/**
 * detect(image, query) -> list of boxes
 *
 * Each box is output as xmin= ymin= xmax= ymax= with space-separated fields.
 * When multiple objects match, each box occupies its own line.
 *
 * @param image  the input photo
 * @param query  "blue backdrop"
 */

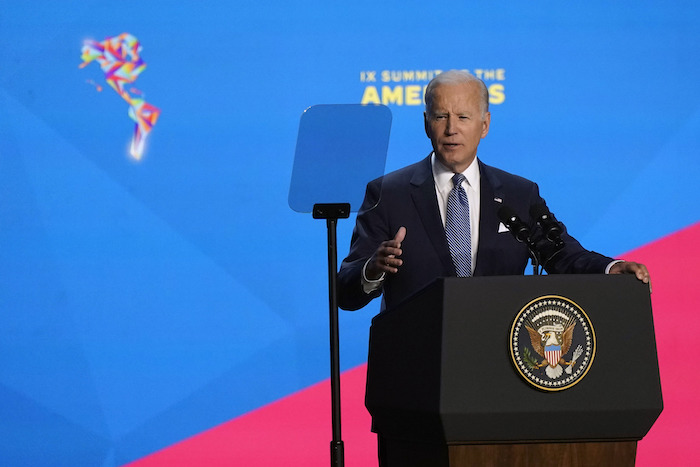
xmin=1 ymin=1 xmax=698 ymax=465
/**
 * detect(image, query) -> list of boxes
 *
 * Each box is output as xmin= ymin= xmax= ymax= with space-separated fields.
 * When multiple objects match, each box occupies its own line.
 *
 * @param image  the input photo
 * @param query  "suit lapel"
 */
xmin=475 ymin=160 xmax=504 ymax=275
xmin=410 ymin=156 xmax=455 ymax=275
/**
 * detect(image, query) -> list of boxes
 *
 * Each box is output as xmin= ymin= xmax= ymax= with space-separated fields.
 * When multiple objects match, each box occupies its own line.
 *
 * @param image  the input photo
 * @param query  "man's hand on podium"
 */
xmin=609 ymin=261 xmax=651 ymax=291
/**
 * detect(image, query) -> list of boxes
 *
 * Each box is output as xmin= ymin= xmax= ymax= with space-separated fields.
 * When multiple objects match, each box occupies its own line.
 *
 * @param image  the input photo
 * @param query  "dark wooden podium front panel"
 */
xmin=448 ymin=441 xmax=636 ymax=467
xmin=382 ymin=438 xmax=637 ymax=467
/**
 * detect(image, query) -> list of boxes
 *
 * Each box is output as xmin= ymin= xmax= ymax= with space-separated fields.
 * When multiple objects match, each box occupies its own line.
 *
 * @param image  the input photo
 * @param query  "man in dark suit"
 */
xmin=337 ymin=70 xmax=649 ymax=313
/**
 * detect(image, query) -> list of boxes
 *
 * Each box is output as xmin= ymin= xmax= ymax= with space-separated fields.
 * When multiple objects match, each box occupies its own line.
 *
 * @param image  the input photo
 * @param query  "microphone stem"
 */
xmin=528 ymin=243 xmax=540 ymax=275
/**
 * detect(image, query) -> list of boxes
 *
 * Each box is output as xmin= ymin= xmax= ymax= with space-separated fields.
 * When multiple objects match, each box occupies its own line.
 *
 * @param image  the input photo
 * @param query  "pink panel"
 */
xmin=128 ymin=222 xmax=700 ymax=466
xmin=126 ymin=364 xmax=378 ymax=466
xmin=633 ymin=222 xmax=700 ymax=466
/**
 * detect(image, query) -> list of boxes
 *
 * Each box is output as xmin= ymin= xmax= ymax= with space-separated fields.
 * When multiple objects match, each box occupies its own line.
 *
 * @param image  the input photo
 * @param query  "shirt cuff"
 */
xmin=605 ymin=259 xmax=624 ymax=274
xmin=361 ymin=257 xmax=385 ymax=294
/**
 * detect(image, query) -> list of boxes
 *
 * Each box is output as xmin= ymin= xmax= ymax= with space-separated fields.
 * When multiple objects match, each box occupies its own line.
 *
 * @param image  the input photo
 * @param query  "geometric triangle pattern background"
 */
xmin=126 ymin=222 xmax=700 ymax=466
xmin=1 ymin=3 xmax=699 ymax=466
xmin=126 ymin=365 xmax=375 ymax=466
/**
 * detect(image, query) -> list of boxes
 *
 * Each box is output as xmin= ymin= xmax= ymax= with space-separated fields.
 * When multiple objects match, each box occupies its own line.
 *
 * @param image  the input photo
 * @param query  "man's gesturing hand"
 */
xmin=366 ymin=227 xmax=407 ymax=280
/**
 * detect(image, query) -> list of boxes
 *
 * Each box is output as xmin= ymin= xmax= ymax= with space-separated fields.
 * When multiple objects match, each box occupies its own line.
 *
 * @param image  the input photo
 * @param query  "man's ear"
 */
xmin=424 ymin=112 xmax=432 ymax=139
xmin=481 ymin=111 xmax=491 ymax=139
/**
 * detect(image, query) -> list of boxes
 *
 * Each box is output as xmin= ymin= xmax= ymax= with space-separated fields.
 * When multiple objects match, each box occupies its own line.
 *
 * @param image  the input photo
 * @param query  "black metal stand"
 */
xmin=313 ymin=203 xmax=351 ymax=467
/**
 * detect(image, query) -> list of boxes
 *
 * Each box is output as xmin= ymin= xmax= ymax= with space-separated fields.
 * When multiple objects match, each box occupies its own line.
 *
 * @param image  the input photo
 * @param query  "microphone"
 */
xmin=529 ymin=203 xmax=564 ymax=248
xmin=497 ymin=204 xmax=541 ymax=275
xmin=497 ymin=205 xmax=532 ymax=244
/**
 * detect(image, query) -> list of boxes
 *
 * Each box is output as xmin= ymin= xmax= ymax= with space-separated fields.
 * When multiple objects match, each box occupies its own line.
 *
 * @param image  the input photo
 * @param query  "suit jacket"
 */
xmin=337 ymin=156 xmax=613 ymax=311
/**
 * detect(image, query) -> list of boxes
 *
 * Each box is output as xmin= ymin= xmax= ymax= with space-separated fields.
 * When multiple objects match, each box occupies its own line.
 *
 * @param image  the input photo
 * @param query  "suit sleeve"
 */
xmin=527 ymin=186 xmax=614 ymax=275
xmin=337 ymin=178 xmax=389 ymax=311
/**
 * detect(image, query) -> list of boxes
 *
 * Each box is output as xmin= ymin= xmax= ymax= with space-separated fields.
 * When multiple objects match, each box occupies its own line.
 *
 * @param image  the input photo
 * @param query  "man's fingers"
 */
xmin=382 ymin=245 xmax=402 ymax=258
xmin=394 ymin=226 xmax=407 ymax=244
xmin=626 ymin=262 xmax=650 ymax=283
xmin=383 ymin=255 xmax=403 ymax=269
xmin=610 ymin=261 xmax=652 ymax=290
xmin=369 ymin=227 xmax=407 ymax=277
xmin=385 ymin=227 xmax=406 ymax=273
xmin=636 ymin=264 xmax=651 ymax=286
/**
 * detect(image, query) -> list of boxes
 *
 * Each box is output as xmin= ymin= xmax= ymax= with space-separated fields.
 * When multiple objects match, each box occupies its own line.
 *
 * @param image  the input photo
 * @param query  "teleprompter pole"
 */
xmin=313 ymin=203 xmax=351 ymax=467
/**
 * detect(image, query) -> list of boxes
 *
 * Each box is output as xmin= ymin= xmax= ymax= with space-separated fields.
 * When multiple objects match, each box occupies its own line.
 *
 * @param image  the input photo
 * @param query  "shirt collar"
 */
xmin=431 ymin=153 xmax=480 ymax=193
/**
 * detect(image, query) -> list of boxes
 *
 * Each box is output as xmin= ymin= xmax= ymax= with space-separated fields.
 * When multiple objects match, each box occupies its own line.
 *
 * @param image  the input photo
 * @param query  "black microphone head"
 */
xmin=529 ymin=203 xmax=563 ymax=246
xmin=497 ymin=205 xmax=530 ymax=243
xmin=529 ymin=203 xmax=550 ymax=221
xmin=497 ymin=205 xmax=518 ymax=224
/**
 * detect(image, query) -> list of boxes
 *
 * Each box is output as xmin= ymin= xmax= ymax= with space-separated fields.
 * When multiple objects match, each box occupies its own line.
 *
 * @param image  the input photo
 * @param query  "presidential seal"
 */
xmin=510 ymin=295 xmax=595 ymax=391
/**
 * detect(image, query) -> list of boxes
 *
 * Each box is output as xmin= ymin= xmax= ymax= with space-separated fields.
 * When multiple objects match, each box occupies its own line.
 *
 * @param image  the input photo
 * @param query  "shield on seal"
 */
xmin=544 ymin=345 xmax=562 ymax=367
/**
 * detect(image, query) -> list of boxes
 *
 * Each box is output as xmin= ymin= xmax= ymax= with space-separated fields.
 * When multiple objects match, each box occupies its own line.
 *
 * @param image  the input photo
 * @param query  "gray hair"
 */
xmin=424 ymin=70 xmax=489 ymax=116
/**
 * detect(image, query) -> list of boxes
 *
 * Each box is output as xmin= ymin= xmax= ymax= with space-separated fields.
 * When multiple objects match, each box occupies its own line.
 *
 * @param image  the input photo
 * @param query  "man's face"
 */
xmin=424 ymin=82 xmax=491 ymax=173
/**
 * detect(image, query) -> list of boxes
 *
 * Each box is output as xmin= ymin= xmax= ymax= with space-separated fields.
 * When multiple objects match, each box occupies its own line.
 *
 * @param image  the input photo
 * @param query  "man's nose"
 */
xmin=444 ymin=115 xmax=456 ymax=134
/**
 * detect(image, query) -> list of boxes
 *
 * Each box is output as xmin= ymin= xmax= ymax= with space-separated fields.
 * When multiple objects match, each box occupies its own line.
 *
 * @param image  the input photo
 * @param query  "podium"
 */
xmin=365 ymin=275 xmax=663 ymax=466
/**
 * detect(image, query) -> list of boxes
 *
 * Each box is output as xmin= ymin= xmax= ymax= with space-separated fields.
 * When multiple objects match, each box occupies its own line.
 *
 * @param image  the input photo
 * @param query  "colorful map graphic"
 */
xmin=80 ymin=33 xmax=160 ymax=160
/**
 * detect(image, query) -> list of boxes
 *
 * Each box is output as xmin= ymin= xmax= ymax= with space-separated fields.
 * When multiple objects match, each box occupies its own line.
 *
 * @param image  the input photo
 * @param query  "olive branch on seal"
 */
xmin=522 ymin=346 xmax=540 ymax=369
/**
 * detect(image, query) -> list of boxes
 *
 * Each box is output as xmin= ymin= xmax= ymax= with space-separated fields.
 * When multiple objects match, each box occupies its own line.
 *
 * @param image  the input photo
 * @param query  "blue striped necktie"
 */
xmin=445 ymin=173 xmax=472 ymax=277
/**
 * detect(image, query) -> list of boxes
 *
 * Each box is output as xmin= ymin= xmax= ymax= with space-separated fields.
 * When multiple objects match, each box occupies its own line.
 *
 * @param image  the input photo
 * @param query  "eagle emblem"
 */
xmin=510 ymin=296 xmax=595 ymax=391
